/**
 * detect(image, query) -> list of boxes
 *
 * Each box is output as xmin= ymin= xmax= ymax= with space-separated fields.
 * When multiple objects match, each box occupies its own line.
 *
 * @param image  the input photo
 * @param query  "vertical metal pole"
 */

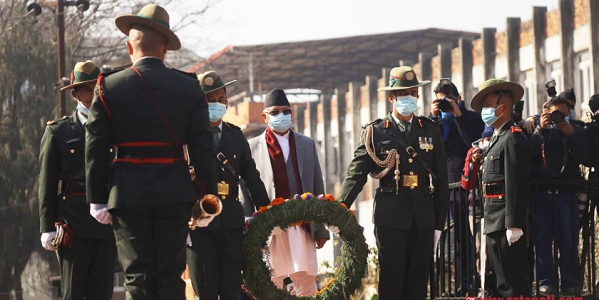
xmin=57 ymin=0 xmax=66 ymax=118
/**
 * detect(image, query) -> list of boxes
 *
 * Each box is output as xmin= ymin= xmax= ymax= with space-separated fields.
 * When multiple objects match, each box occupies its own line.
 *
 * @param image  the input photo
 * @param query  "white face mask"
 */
xmin=480 ymin=140 xmax=489 ymax=149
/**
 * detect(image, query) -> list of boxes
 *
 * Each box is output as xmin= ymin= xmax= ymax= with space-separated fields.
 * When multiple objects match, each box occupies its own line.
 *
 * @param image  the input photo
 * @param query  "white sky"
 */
xmin=171 ymin=0 xmax=559 ymax=57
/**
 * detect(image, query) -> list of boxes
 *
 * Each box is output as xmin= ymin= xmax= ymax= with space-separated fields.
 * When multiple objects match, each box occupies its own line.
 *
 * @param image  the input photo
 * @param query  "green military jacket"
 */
xmin=38 ymin=112 xmax=113 ymax=239
xmin=481 ymin=121 xmax=531 ymax=234
xmin=197 ymin=122 xmax=270 ymax=230
xmin=85 ymin=58 xmax=217 ymax=209
xmin=338 ymin=112 xmax=449 ymax=231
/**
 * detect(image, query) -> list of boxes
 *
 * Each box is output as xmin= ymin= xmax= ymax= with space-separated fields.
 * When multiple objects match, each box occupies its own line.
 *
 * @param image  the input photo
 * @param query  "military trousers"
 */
xmin=374 ymin=218 xmax=434 ymax=300
xmin=58 ymin=238 xmax=116 ymax=300
xmin=112 ymin=202 xmax=192 ymax=300
xmin=186 ymin=228 xmax=243 ymax=300
xmin=486 ymin=230 xmax=531 ymax=297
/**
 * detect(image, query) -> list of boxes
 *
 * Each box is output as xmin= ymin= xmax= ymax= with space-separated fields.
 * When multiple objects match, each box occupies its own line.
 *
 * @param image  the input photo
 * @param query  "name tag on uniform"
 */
xmin=66 ymin=138 xmax=80 ymax=144
xmin=380 ymin=140 xmax=392 ymax=145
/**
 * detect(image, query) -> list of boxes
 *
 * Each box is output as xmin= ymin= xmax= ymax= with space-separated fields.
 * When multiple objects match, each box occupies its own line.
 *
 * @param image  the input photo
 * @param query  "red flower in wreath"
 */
xmin=340 ymin=203 xmax=348 ymax=209
xmin=349 ymin=210 xmax=356 ymax=217
xmin=270 ymin=197 xmax=285 ymax=206
xmin=324 ymin=194 xmax=336 ymax=202
xmin=258 ymin=206 xmax=268 ymax=213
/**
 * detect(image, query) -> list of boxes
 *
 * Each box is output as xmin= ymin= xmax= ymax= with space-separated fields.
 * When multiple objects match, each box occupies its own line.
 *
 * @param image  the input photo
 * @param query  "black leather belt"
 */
xmin=115 ymin=145 xmax=181 ymax=159
xmin=482 ymin=182 xmax=506 ymax=197
xmin=61 ymin=181 xmax=86 ymax=196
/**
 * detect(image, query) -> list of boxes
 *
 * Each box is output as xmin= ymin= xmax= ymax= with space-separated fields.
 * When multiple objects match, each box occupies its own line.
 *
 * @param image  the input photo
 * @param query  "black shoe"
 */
xmin=539 ymin=285 xmax=555 ymax=296
xmin=561 ymin=287 xmax=591 ymax=297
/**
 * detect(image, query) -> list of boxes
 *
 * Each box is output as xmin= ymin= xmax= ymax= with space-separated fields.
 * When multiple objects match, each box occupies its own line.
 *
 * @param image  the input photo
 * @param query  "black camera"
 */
xmin=545 ymin=80 xmax=557 ymax=97
xmin=437 ymin=78 xmax=453 ymax=112
xmin=512 ymin=100 xmax=524 ymax=123
xmin=550 ymin=110 xmax=565 ymax=124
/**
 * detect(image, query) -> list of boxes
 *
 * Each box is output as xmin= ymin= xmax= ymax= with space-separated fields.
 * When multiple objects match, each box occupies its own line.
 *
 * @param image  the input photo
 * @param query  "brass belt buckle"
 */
xmin=217 ymin=181 xmax=229 ymax=195
xmin=402 ymin=175 xmax=418 ymax=189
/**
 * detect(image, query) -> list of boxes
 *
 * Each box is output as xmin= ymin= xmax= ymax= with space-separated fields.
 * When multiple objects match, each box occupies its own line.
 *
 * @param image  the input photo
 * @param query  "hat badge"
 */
xmin=204 ymin=77 xmax=214 ymax=86
xmin=405 ymin=71 xmax=414 ymax=81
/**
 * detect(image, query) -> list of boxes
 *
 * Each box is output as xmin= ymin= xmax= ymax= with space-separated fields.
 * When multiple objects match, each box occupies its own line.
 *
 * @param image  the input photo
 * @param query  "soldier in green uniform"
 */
xmin=38 ymin=60 xmax=115 ymax=300
xmin=186 ymin=71 xmax=270 ymax=300
xmin=84 ymin=4 xmax=216 ymax=299
xmin=470 ymin=79 xmax=531 ymax=297
xmin=338 ymin=66 xmax=449 ymax=300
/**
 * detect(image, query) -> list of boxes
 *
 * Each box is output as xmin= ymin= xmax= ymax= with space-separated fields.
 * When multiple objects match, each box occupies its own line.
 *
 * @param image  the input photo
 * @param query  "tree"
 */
xmin=0 ymin=0 xmax=219 ymax=298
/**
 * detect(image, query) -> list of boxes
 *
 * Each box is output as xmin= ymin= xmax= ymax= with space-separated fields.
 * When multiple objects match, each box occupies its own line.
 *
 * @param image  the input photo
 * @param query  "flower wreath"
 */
xmin=242 ymin=193 xmax=368 ymax=300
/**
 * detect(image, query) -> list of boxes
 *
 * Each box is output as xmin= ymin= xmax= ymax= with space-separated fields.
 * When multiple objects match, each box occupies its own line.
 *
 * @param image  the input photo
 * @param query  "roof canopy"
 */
xmin=189 ymin=28 xmax=480 ymax=96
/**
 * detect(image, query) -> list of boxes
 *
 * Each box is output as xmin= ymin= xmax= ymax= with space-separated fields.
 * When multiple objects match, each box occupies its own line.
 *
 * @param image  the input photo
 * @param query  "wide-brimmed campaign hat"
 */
xmin=377 ymin=66 xmax=431 ymax=91
xmin=197 ymin=71 xmax=237 ymax=94
xmin=60 ymin=60 xmax=100 ymax=91
xmin=470 ymin=79 xmax=524 ymax=112
xmin=115 ymin=4 xmax=181 ymax=50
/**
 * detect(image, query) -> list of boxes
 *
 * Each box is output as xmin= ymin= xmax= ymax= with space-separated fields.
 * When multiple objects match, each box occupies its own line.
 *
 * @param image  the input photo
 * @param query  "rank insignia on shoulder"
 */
xmin=384 ymin=120 xmax=391 ymax=129
xmin=418 ymin=118 xmax=423 ymax=128
xmin=511 ymin=126 xmax=522 ymax=133
xmin=362 ymin=118 xmax=383 ymax=129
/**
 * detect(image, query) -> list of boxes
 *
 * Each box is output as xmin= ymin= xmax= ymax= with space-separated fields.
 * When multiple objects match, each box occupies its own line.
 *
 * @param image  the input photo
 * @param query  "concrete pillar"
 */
xmin=589 ymin=0 xmax=599 ymax=94
xmin=348 ymin=81 xmax=363 ymax=203
xmin=366 ymin=76 xmax=379 ymax=121
xmin=482 ymin=28 xmax=497 ymax=80
xmin=321 ymin=94 xmax=335 ymax=194
xmin=309 ymin=100 xmax=318 ymax=139
xmin=559 ymin=0 xmax=574 ymax=90
xmin=438 ymin=44 xmax=452 ymax=78
xmin=533 ymin=6 xmax=548 ymax=109
xmin=295 ymin=105 xmax=306 ymax=133
xmin=335 ymin=87 xmax=348 ymax=185
xmin=419 ymin=53 xmax=433 ymax=113
xmin=459 ymin=38 xmax=475 ymax=103
xmin=506 ymin=17 xmax=521 ymax=84
xmin=399 ymin=59 xmax=415 ymax=67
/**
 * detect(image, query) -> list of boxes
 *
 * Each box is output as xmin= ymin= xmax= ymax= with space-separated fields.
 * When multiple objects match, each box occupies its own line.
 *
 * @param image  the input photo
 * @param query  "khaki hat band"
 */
xmin=137 ymin=13 xmax=169 ymax=28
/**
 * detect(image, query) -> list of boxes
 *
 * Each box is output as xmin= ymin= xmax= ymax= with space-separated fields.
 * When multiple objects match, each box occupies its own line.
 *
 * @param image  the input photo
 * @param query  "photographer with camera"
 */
xmin=430 ymin=79 xmax=485 ymax=295
xmin=524 ymin=80 xmax=578 ymax=133
xmin=529 ymin=96 xmax=591 ymax=296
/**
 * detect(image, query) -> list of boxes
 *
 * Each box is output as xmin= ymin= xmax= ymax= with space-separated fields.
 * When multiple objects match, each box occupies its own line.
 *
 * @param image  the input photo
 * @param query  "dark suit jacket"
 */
xmin=39 ymin=112 xmax=113 ymax=239
xmin=196 ymin=122 xmax=270 ymax=230
xmin=339 ymin=113 xmax=449 ymax=231
xmin=85 ymin=57 xmax=216 ymax=209
xmin=481 ymin=121 xmax=531 ymax=234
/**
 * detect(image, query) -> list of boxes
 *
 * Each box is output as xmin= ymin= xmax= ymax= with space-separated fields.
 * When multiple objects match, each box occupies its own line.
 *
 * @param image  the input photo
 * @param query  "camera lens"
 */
xmin=550 ymin=110 xmax=565 ymax=123
xmin=438 ymin=99 xmax=452 ymax=112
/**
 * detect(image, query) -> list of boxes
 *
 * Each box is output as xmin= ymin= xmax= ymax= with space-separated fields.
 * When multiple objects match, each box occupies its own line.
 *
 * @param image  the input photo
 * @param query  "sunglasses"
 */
xmin=265 ymin=109 xmax=292 ymax=116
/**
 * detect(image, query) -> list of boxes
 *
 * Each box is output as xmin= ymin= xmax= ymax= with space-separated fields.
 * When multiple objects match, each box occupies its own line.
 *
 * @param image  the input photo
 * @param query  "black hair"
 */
xmin=433 ymin=81 xmax=460 ymax=98
xmin=588 ymin=94 xmax=599 ymax=113
xmin=545 ymin=96 xmax=570 ymax=109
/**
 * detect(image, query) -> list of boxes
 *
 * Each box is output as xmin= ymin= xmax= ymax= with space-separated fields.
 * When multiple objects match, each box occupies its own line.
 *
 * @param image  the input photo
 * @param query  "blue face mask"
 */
xmin=569 ymin=109 xmax=575 ymax=119
xmin=269 ymin=113 xmax=293 ymax=132
xmin=481 ymin=105 xmax=503 ymax=126
xmin=76 ymin=101 xmax=89 ymax=116
xmin=208 ymin=102 xmax=227 ymax=122
xmin=565 ymin=116 xmax=570 ymax=123
xmin=394 ymin=96 xmax=419 ymax=116
xmin=440 ymin=111 xmax=451 ymax=120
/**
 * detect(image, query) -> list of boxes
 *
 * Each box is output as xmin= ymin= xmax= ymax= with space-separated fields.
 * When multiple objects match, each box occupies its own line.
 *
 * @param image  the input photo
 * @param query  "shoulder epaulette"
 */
xmin=362 ymin=118 xmax=383 ymax=129
xmin=100 ymin=68 xmax=123 ymax=78
xmin=224 ymin=121 xmax=240 ymax=130
xmin=46 ymin=115 xmax=68 ymax=126
xmin=418 ymin=116 xmax=436 ymax=126
xmin=173 ymin=69 xmax=197 ymax=79
xmin=511 ymin=126 xmax=522 ymax=133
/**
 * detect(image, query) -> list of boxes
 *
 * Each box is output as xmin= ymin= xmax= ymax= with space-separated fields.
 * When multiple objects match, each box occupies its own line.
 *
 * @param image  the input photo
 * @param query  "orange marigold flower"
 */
xmin=324 ymin=194 xmax=336 ymax=202
xmin=340 ymin=203 xmax=348 ymax=209
xmin=349 ymin=210 xmax=356 ymax=217
xmin=270 ymin=197 xmax=285 ymax=206
xmin=258 ymin=206 xmax=268 ymax=213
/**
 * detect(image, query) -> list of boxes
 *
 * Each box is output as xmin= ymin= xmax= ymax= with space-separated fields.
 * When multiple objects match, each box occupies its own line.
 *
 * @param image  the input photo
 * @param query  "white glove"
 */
xmin=433 ymin=230 xmax=442 ymax=254
xmin=90 ymin=204 xmax=112 ymax=225
xmin=41 ymin=232 xmax=57 ymax=251
xmin=195 ymin=215 xmax=214 ymax=227
xmin=326 ymin=225 xmax=340 ymax=234
xmin=186 ymin=233 xmax=192 ymax=247
xmin=271 ymin=226 xmax=283 ymax=236
xmin=506 ymin=228 xmax=523 ymax=246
